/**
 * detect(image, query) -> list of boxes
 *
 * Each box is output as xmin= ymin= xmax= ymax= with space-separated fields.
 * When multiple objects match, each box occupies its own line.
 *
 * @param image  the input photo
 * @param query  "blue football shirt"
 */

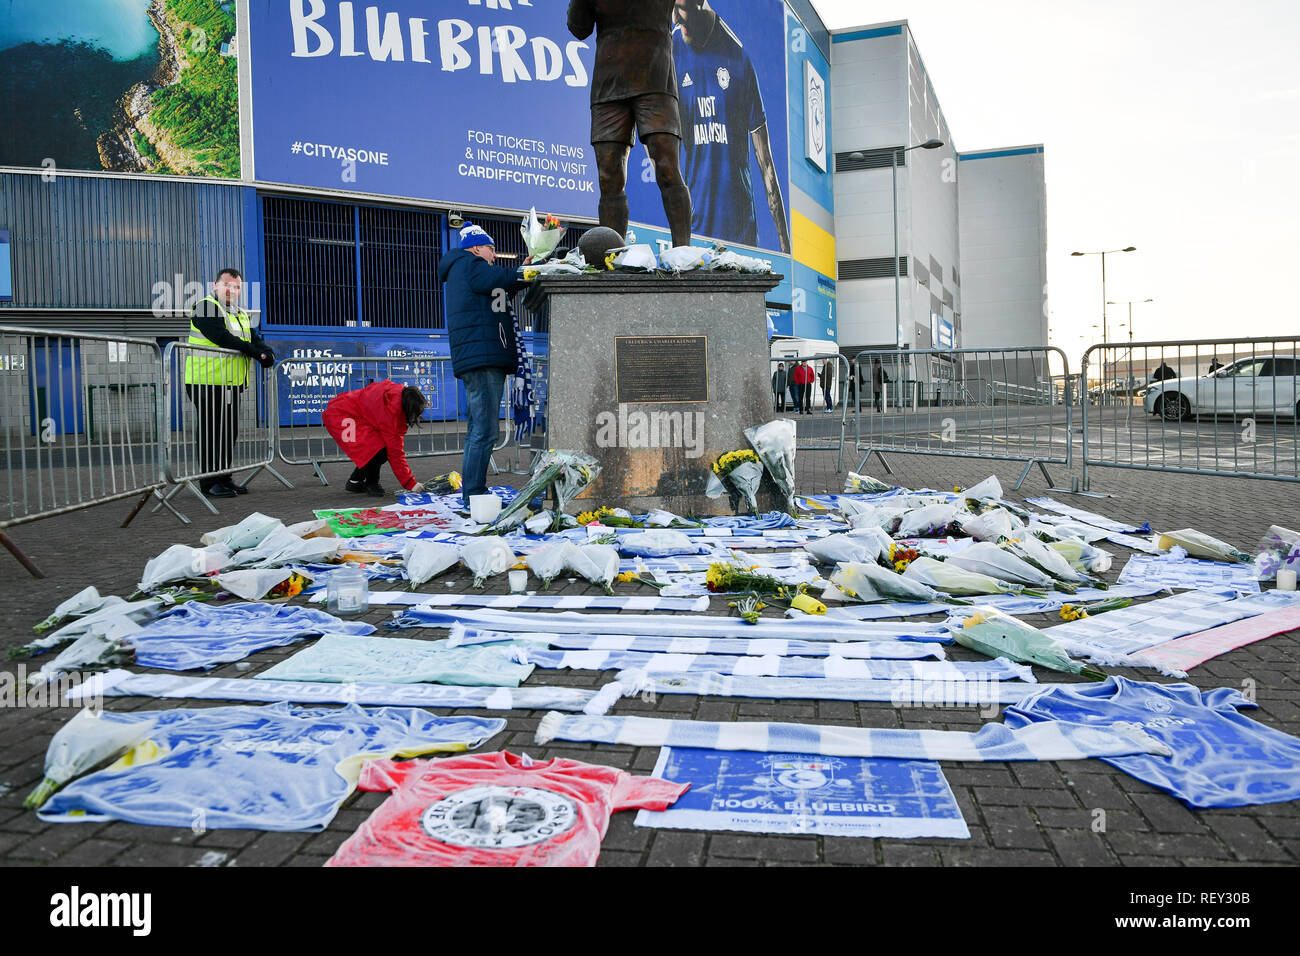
xmin=1004 ymin=676 xmax=1300 ymax=808
xmin=673 ymin=19 xmax=765 ymax=246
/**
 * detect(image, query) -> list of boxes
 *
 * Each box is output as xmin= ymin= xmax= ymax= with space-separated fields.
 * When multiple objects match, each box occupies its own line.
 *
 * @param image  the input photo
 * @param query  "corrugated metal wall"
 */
xmin=0 ymin=173 xmax=245 ymax=310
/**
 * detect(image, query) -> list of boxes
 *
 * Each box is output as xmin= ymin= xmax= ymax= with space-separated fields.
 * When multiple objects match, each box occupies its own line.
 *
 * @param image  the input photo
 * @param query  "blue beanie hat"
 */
xmin=458 ymin=222 xmax=494 ymax=250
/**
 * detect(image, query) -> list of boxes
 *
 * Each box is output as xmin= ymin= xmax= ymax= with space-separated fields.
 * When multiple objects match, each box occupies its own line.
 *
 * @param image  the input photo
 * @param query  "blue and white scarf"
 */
xmin=508 ymin=299 xmax=539 ymax=442
xmin=535 ymin=712 xmax=1171 ymax=761
xmin=621 ymin=671 xmax=1048 ymax=705
xmin=447 ymin=625 xmax=947 ymax=660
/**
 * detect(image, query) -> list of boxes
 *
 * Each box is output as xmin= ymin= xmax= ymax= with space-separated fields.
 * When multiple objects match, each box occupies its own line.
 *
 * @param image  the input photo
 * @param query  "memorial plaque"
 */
xmin=615 ymin=335 xmax=709 ymax=404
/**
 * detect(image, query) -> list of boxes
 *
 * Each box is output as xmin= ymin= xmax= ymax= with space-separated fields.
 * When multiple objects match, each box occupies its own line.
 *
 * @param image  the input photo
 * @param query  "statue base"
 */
xmin=531 ymin=272 xmax=784 ymax=516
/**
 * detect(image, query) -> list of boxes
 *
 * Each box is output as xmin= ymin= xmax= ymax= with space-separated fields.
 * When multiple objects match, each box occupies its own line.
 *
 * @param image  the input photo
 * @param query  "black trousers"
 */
xmin=185 ymin=385 xmax=239 ymax=482
xmin=349 ymin=448 xmax=388 ymax=485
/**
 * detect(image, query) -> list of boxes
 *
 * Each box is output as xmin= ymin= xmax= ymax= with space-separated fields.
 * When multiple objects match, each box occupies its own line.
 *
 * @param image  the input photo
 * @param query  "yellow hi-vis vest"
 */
xmin=185 ymin=296 xmax=253 ymax=387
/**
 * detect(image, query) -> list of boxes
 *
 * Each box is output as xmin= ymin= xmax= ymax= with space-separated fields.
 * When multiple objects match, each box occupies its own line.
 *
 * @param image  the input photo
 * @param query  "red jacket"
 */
xmin=791 ymin=363 xmax=814 ymax=385
xmin=322 ymin=381 xmax=417 ymax=490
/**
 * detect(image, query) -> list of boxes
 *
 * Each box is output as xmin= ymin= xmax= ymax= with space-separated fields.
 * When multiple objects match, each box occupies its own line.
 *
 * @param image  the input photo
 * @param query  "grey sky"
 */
xmin=810 ymin=0 xmax=1300 ymax=361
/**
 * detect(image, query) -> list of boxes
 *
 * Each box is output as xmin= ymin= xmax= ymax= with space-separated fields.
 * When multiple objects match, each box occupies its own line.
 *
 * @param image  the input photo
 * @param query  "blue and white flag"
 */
xmin=1117 ymin=554 xmax=1260 ymax=595
xmin=448 ymin=625 xmax=947 ymax=660
xmin=126 ymin=602 xmax=374 ymax=672
xmin=535 ymin=712 xmax=1171 ymax=761
xmin=71 ymin=669 xmax=625 ymax=714
xmin=619 ymin=552 xmax=811 ymax=574
xmin=390 ymin=606 xmax=951 ymax=642
xmin=1047 ymin=589 xmax=1300 ymax=662
xmin=39 ymin=704 xmax=505 ymax=831
xmin=256 ymin=634 xmax=535 ymax=687
xmin=340 ymin=592 xmax=711 ymax=613
xmin=634 ymin=748 xmax=970 ymax=839
xmin=619 ymin=671 xmax=1049 ymax=706
xmin=510 ymin=647 xmax=1034 ymax=681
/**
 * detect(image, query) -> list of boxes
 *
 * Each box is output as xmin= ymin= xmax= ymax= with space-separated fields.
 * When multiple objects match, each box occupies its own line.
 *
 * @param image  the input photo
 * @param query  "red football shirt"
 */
xmin=326 ymin=751 xmax=689 ymax=867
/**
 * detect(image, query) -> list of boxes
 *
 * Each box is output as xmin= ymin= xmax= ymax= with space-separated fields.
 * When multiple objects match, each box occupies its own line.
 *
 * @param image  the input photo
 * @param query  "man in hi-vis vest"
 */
xmin=184 ymin=268 xmax=274 ymax=499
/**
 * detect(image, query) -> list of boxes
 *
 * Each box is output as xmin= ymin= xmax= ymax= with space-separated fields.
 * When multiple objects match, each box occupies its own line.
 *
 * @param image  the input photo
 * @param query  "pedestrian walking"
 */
xmin=323 ymin=382 xmax=428 ymax=496
xmin=871 ymin=358 xmax=890 ymax=412
xmin=772 ymin=362 xmax=787 ymax=411
xmin=819 ymin=360 xmax=836 ymax=413
xmin=183 ymin=268 xmax=275 ymax=499
xmin=437 ymin=223 xmax=531 ymax=507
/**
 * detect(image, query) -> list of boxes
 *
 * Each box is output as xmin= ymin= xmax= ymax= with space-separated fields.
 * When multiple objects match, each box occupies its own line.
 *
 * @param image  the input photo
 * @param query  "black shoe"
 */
xmin=345 ymin=479 xmax=368 ymax=495
xmin=222 ymin=478 xmax=249 ymax=495
xmin=203 ymin=482 xmax=237 ymax=499
xmin=364 ymin=483 xmax=386 ymax=497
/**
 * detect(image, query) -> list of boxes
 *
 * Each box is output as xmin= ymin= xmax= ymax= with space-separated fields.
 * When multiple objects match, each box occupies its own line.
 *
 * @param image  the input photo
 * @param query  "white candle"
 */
xmin=1278 ymin=569 xmax=1298 ymax=592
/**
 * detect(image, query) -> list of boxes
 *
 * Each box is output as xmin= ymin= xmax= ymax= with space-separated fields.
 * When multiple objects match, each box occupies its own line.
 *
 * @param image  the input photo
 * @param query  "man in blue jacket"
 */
xmin=437 ymin=223 xmax=529 ymax=507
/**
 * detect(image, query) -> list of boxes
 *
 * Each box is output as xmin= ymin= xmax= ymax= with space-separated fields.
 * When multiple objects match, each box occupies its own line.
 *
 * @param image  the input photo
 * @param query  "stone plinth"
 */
xmin=531 ymin=272 xmax=783 ymax=515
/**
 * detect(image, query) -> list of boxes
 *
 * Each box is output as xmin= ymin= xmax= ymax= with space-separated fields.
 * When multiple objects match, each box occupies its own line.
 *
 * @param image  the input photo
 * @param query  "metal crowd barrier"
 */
xmin=1080 ymin=337 xmax=1299 ymax=489
xmin=0 ymin=326 xmax=167 ymax=577
xmin=155 ymin=341 xmax=292 ymax=520
xmin=769 ymin=355 xmax=851 ymax=494
xmin=849 ymin=346 xmax=1074 ymax=491
xmin=272 ymin=354 xmax=518 ymax=485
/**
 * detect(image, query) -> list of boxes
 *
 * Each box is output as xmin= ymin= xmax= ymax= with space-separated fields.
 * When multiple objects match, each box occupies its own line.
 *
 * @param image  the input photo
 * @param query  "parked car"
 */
xmin=1141 ymin=355 xmax=1300 ymax=421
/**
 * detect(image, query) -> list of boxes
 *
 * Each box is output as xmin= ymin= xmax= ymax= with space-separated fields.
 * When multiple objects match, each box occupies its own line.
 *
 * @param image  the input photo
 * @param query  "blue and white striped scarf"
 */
xmin=1117 ymin=554 xmax=1260 ymax=595
xmin=71 ymin=669 xmax=627 ymax=714
xmin=509 ymin=647 xmax=1034 ymax=681
xmin=447 ymin=625 xmax=946 ymax=660
xmin=1047 ymin=589 xmax=1300 ymax=662
xmin=508 ymin=299 xmax=538 ymax=442
xmin=619 ymin=671 xmax=1048 ymax=705
xmin=388 ymin=606 xmax=952 ymax=642
xmin=535 ymin=712 xmax=1172 ymax=761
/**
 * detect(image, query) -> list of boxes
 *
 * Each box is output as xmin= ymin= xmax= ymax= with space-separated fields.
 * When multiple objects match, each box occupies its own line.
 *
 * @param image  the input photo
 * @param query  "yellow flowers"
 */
xmin=1059 ymin=604 xmax=1089 ymax=622
xmin=790 ymin=594 xmax=827 ymax=615
xmin=616 ymin=571 xmax=637 ymax=583
xmin=963 ymin=612 xmax=989 ymax=628
xmin=576 ymin=505 xmax=616 ymax=526
xmin=712 ymin=449 xmax=761 ymax=476
xmin=523 ymin=268 xmax=539 ymax=281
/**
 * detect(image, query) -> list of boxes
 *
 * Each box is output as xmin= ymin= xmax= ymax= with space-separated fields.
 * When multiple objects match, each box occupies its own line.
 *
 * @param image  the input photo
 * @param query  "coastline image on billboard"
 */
xmin=0 ymin=0 xmax=240 ymax=178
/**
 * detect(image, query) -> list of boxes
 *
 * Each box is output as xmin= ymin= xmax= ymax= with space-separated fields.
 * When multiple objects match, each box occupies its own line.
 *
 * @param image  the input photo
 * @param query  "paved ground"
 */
xmin=1 ymin=444 xmax=1297 ymax=868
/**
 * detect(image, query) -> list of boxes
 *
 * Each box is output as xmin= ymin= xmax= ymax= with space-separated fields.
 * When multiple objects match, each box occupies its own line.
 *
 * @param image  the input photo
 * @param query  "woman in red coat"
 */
xmin=322 ymin=381 xmax=428 ymax=495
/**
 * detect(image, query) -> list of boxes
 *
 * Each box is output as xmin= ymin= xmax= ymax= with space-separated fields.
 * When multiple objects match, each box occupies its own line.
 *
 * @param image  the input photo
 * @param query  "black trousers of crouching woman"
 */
xmin=349 ymin=448 xmax=388 ymax=486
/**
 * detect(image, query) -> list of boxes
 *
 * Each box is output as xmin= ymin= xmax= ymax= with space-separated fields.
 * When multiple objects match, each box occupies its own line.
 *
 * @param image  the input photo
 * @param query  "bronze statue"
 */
xmin=568 ymin=0 xmax=692 ymax=248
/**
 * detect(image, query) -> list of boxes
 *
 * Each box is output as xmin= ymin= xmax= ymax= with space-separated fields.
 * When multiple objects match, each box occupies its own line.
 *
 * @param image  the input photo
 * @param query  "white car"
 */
xmin=1142 ymin=355 xmax=1300 ymax=421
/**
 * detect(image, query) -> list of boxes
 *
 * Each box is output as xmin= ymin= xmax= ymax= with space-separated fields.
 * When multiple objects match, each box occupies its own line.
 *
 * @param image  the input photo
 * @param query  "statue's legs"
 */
xmin=594 ymin=142 xmax=631 ymax=241
xmin=644 ymin=133 xmax=692 ymax=248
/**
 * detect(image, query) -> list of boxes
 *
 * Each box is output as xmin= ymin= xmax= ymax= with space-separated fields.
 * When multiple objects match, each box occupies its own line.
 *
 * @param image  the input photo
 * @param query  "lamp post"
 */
xmin=1071 ymin=247 xmax=1137 ymax=344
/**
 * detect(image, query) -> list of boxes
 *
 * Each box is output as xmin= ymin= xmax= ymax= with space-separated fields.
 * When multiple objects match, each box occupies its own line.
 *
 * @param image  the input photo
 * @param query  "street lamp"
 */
xmin=848 ymin=138 xmax=944 ymax=353
xmin=1107 ymin=298 xmax=1154 ymax=348
xmin=1071 ymin=247 xmax=1137 ymax=343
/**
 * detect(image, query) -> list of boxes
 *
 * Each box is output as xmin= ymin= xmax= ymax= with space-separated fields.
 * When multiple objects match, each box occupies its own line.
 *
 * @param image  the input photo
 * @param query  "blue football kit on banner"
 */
xmin=39 ymin=704 xmax=505 ymax=830
xmin=673 ymin=20 xmax=765 ymax=246
xmin=1005 ymin=677 xmax=1300 ymax=808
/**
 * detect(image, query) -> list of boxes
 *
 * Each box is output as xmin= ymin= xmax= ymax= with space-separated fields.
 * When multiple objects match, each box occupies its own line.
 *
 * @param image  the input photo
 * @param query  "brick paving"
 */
xmin=1 ymin=444 xmax=1297 ymax=867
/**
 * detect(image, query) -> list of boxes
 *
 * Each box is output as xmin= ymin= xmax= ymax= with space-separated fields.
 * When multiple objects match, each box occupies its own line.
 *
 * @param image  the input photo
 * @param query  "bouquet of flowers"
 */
xmin=745 ymin=420 xmax=797 ymax=514
xmin=24 ymin=710 xmax=158 ymax=810
xmin=707 ymin=449 xmax=763 ymax=515
xmin=830 ymin=561 xmax=943 ymax=604
xmin=403 ymin=541 xmax=461 ymax=590
xmin=33 ymin=587 xmax=117 ymax=635
xmin=493 ymin=449 xmax=601 ymax=531
xmin=1059 ymin=597 xmax=1132 ymax=622
xmin=1045 ymin=538 xmax=1114 ymax=574
xmin=1252 ymin=525 xmax=1300 ymax=581
xmin=420 ymin=472 xmax=462 ymax=496
xmin=843 ymin=472 xmax=894 ymax=494
xmin=1004 ymin=534 xmax=1102 ymax=590
xmin=804 ymin=533 xmax=882 ymax=567
xmin=525 ymin=543 xmax=570 ymax=590
xmin=947 ymin=542 xmax=1058 ymax=590
xmin=895 ymin=504 xmax=964 ymax=538
xmin=577 ymin=505 xmax=643 ymax=528
xmin=705 ymin=561 xmax=798 ymax=596
xmin=952 ymin=607 xmax=1106 ymax=680
xmin=901 ymin=556 xmax=1031 ymax=597
xmin=520 ymin=207 xmax=565 ymax=261
xmin=215 ymin=569 xmax=311 ymax=601
xmin=564 ymin=544 xmax=620 ymax=594
xmin=1155 ymin=529 xmax=1252 ymax=564
xmin=460 ymin=537 xmax=517 ymax=588
xmin=887 ymin=543 xmax=922 ymax=573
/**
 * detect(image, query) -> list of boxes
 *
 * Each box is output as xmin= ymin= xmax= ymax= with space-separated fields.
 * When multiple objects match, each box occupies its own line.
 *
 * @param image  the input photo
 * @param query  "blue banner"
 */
xmin=634 ymin=747 xmax=970 ymax=839
xmin=0 ymin=229 xmax=10 ymax=302
xmin=249 ymin=1 xmax=601 ymax=217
